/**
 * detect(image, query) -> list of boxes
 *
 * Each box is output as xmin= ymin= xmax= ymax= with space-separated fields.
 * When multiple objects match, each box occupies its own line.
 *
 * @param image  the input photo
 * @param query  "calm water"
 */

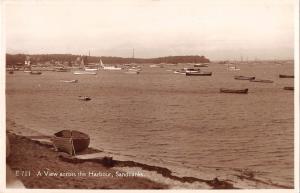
xmin=6 ymin=62 xmax=294 ymax=188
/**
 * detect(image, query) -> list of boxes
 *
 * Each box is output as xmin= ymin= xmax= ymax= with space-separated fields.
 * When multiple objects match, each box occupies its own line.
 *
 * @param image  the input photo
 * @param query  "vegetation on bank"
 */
xmin=6 ymin=54 xmax=210 ymax=66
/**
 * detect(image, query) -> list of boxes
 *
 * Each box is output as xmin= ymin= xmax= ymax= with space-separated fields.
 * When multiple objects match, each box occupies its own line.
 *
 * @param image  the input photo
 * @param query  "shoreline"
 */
xmin=6 ymin=132 xmax=168 ymax=189
xmin=5 ymin=118 xmax=232 ymax=189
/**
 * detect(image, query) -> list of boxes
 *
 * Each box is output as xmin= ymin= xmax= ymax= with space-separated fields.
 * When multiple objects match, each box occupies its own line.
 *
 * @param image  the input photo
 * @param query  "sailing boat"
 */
xmin=24 ymin=57 xmax=32 ymax=72
xmin=100 ymin=59 xmax=122 ymax=70
xmin=73 ymin=56 xmax=97 ymax=75
xmin=228 ymin=62 xmax=240 ymax=71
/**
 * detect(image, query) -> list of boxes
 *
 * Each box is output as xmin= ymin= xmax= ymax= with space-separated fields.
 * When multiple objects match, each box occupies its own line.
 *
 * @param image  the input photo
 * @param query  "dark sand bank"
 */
xmin=6 ymin=133 xmax=168 ymax=189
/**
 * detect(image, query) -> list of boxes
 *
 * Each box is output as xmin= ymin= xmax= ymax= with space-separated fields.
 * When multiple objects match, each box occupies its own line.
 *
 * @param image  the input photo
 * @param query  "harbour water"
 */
xmin=6 ymin=61 xmax=294 ymax=188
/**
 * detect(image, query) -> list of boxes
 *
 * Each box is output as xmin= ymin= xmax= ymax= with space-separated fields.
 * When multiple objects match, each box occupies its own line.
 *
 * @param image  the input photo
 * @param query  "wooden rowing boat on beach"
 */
xmin=279 ymin=74 xmax=294 ymax=78
xmin=52 ymin=130 xmax=90 ymax=155
xmin=249 ymin=79 xmax=274 ymax=83
xmin=220 ymin=88 xmax=248 ymax=94
xmin=283 ymin=86 xmax=294 ymax=91
xmin=234 ymin=76 xmax=255 ymax=80
xmin=186 ymin=72 xmax=212 ymax=76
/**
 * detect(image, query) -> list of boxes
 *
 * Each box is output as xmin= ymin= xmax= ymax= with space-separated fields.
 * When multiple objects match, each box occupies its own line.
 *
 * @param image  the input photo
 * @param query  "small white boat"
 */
xmin=174 ymin=70 xmax=186 ymax=74
xmin=55 ymin=67 xmax=69 ymax=72
xmin=125 ymin=71 xmax=140 ymax=74
xmin=78 ymin=96 xmax=91 ymax=101
xmin=60 ymin=80 xmax=78 ymax=83
xmin=84 ymin=68 xmax=98 ymax=71
xmin=73 ymin=71 xmax=97 ymax=75
xmin=102 ymin=66 xmax=122 ymax=70
xmin=194 ymin=63 xmax=208 ymax=67
xmin=99 ymin=59 xmax=122 ymax=70
xmin=149 ymin=64 xmax=159 ymax=68
xmin=229 ymin=66 xmax=240 ymax=71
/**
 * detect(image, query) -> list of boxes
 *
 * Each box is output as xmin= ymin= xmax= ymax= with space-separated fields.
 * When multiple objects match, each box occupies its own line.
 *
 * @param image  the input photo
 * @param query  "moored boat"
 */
xmin=194 ymin=63 xmax=208 ymax=67
xmin=60 ymin=79 xmax=78 ymax=83
xmin=174 ymin=69 xmax=187 ymax=74
xmin=125 ymin=71 xmax=140 ymax=74
xmin=55 ymin=67 xmax=69 ymax=72
xmin=78 ymin=96 xmax=91 ymax=101
xmin=234 ymin=75 xmax=255 ymax=80
xmin=249 ymin=79 xmax=273 ymax=83
xmin=186 ymin=71 xmax=212 ymax=76
xmin=220 ymin=88 xmax=248 ymax=94
xmin=52 ymin=130 xmax=90 ymax=155
xmin=279 ymin=74 xmax=294 ymax=78
xmin=30 ymin=71 xmax=42 ymax=75
xmin=73 ymin=71 xmax=97 ymax=75
xmin=283 ymin=86 xmax=294 ymax=90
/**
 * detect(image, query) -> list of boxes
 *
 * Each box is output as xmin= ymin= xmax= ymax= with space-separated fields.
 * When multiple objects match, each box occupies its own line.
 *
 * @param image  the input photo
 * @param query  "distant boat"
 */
xmin=52 ymin=130 xmax=90 ymax=155
xmin=30 ymin=71 xmax=42 ymax=75
xmin=102 ymin=66 xmax=122 ymax=70
xmin=220 ymin=88 xmax=248 ymax=94
xmin=100 ymin=59 xmax=122 ymax=70
xmin=78 ymin=96 xmax=91 ymax=101
xmin=250 ymin=79 xmax=273 ymax=83
xmin=173 ymin=70 xmax=186 ymax=74
xmin=194 ymin=63 xmax=208 ymax=67
xmin=149 ymin=64 xmax=159 ymax=68
xmin=227 ymin=63 xmax=240 ymax=71
xmin=84 ymin=67 xmax=99 ymax=71
xmin=55 ymin=67 xmax=69 ymax=72
xmin=186 ymin=71 xmax=212 ymax=76
xmin=234 ymin=75 xmax=255 ymax=80
xmin=60 ymin=80 xmax=78 ymax=83
xmin=73 ymin=71 xmax=97 ymax=75
xmin=283 ymin=86 xmax=294 ymax=90
xmin=229 ymin=66 xmax=240 ymax=71
xmin=279 ymin=74 xmax=294 ymax=78
xmin=174 ymin=68 xmax=200 ymax=74
xmin=185 ymin=68 xmax=201 ymax=73
xmin=125 ymin=70 xmax=140 ymax=74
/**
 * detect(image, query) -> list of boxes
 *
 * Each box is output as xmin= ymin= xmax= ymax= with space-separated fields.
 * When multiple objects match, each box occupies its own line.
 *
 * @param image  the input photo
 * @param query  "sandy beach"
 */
xmin=6 ymin=132 xmax=168 ymax=189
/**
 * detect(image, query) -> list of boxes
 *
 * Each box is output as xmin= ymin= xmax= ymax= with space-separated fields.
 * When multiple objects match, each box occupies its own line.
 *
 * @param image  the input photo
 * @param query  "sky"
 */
xmin=4 ymin=0 xmax=295 ymax=60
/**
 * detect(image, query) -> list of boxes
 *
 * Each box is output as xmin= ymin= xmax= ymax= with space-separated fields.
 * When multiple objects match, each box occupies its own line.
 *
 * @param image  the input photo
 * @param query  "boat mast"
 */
xmin=132 ymin=48 xmax=135 ymax=64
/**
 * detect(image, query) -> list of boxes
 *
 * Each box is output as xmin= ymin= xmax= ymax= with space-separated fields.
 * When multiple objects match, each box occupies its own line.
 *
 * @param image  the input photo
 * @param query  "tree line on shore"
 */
xmin=6 ymin=54 xmax=210 ymax=66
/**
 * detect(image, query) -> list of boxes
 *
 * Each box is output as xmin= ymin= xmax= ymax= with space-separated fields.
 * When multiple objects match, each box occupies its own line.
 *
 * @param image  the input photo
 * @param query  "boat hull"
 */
xmin=250 ymin=79 xmax=273 ymax=83
xmin=52 ymin=130 xmax=90 ymax=155
xmin=234 ymin=76 xmax=255 ymax=80
xmin=279 ymin=74 xmax=294 ymax=78
xmin=220 ymin=88 xmax=248 ymax=94
xmin=73 ymin=71 xmax=97 ymax=75
xmin=30 ymin=71 xmax=42 ymax=75
xmin=283 ymin=86 xmax=294 ymax=90
xmin=186 ymin=72 xmax=212 ymax=76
